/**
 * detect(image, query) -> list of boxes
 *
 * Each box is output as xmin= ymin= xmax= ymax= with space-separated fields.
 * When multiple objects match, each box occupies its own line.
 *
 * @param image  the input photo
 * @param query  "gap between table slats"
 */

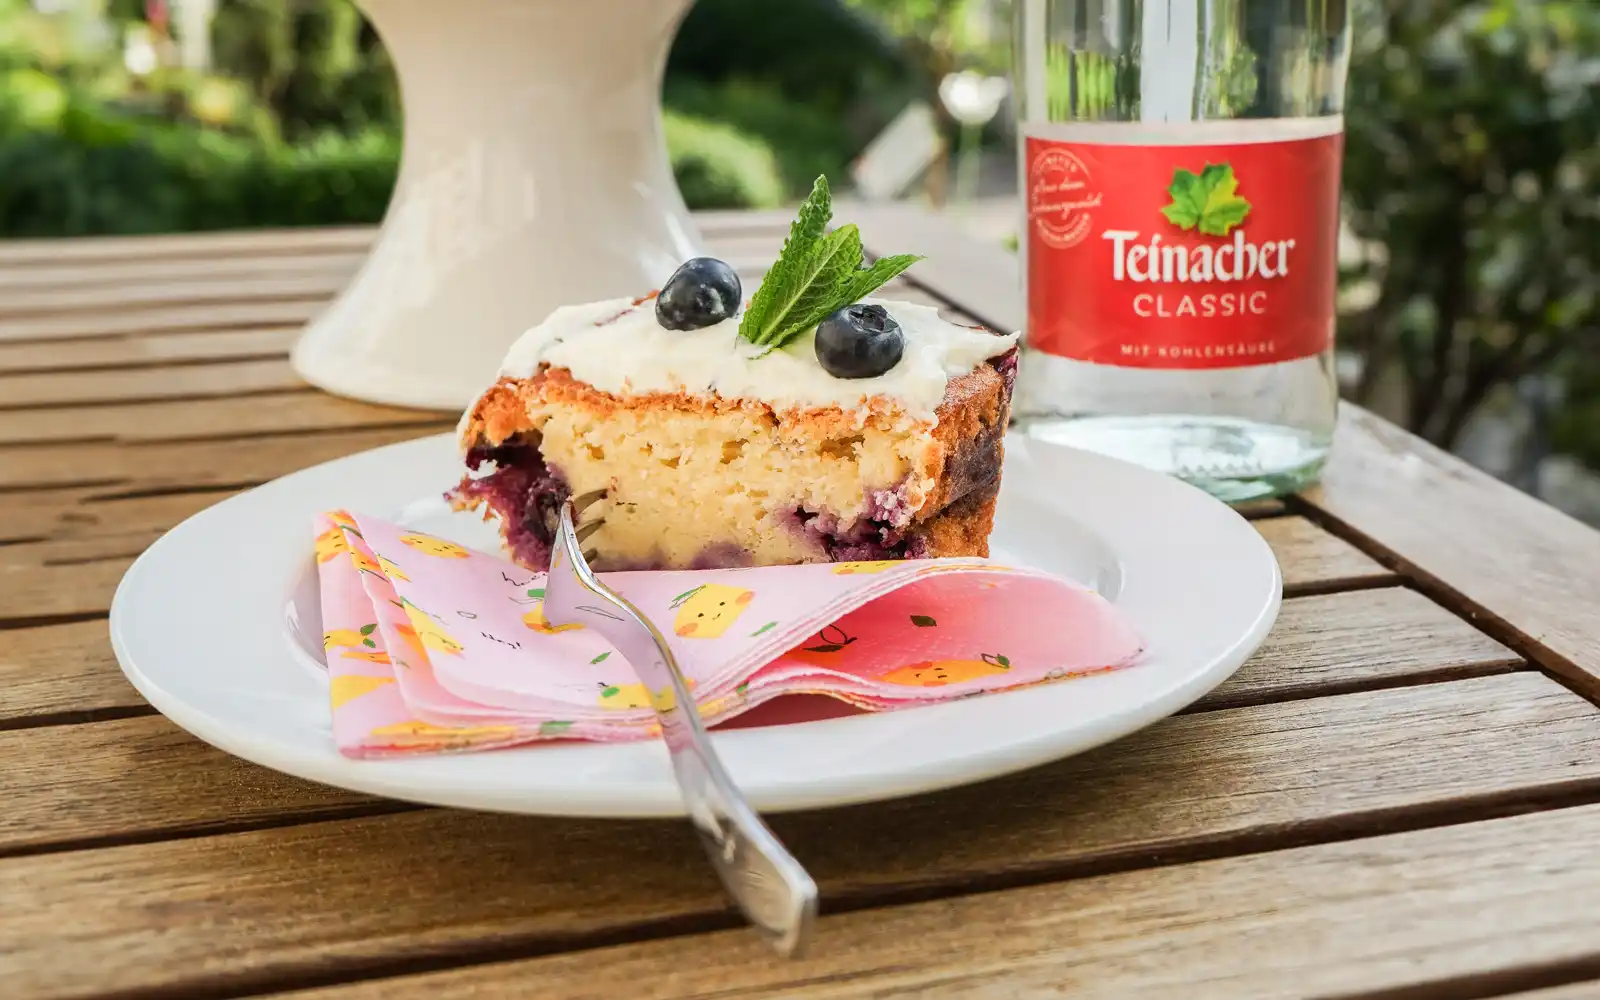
xmin=1 ymin=673 xmax=1597 ymax=1000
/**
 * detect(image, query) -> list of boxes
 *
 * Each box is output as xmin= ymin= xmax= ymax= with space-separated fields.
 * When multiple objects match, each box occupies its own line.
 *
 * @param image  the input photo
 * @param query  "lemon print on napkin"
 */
xmin=398 ymin=533 xmax=470 ymax=559
xmin=831 ymin=560 xmax=900 ymax=575
xmin=598 ymin=679 xmax=694 ymax=711
xmin=520 ymin=589 xmax=583 ymax=634
xmin=671 ymin=583 xmax=754 ymax=638
xmin=315 ymin=526 xmax=351 ymax=563
xmin=395 ymin=599 xmax=465 ymax=658
xmin=880 ymin=654 xmax=1011 ymax=687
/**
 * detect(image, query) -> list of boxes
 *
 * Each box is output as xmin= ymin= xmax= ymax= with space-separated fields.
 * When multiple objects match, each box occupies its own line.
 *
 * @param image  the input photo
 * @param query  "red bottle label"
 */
xmin=1025 ymin=132 xmax=1343 ymax=369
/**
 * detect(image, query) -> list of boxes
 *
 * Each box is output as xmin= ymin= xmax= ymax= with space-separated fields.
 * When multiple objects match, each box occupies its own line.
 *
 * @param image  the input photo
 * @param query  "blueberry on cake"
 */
xmin=449 ymin=176 xmax=1019 ymax=571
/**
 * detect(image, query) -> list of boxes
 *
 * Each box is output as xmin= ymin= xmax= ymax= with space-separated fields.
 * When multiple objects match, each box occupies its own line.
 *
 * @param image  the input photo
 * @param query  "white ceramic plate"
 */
xmin=110 ymin=432 xmax=1280 ymax=818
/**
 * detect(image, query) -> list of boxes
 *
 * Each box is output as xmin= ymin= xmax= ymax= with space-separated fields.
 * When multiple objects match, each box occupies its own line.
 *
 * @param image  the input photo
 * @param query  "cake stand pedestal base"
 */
xmin=290 ymin=0 xmax=702 ymax=412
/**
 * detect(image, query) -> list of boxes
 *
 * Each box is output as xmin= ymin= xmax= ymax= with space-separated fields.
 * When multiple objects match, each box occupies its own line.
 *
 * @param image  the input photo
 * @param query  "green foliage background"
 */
xmin=0 ymin=0 xmax=910 ymax=234
xmin=1339 ymin=0 xmax=1598 ymax=459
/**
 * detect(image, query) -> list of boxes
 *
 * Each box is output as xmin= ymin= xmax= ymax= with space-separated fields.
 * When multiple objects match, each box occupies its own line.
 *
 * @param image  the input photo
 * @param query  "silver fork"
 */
xmin=540 ymin=491 xmax=818 ymax=957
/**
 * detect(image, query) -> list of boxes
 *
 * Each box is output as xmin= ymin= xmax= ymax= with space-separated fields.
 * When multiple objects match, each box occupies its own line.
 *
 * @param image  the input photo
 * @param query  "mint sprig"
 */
xmin=737 ymin=175 xmax=924 ymax=348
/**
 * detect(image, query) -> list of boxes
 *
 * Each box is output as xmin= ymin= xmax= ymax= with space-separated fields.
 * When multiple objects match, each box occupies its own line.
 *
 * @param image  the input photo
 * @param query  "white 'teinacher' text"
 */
xmin=1102 ymin=229 xmax=1296 ymax=283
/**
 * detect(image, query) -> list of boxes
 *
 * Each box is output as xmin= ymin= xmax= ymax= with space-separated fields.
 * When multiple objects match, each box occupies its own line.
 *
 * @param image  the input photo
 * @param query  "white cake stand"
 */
xmin=290 ymin=0 xmax=704 ymax=411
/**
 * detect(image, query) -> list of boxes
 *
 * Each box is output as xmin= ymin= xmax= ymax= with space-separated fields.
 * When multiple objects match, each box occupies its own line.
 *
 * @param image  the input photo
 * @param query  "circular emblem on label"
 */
xmin=1028 ymin=147 xmax=1099 ymax=250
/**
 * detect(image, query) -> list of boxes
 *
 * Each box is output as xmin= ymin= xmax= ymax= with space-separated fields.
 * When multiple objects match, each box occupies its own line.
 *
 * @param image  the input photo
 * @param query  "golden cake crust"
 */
xmin=457 ymin=357 xmax=1010 ymax=528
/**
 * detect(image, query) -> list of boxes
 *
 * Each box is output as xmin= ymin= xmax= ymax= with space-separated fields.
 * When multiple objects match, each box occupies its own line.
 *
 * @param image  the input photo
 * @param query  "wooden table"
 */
xmin=5 ymin=209 xmax=1600 ymax=1000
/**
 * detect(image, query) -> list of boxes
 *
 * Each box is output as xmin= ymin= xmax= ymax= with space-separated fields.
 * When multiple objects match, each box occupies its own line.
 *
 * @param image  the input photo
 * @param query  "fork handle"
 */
xmin=670 ymin=741 xmax=819 ymax=956
xmin=575 ymin=602 xmax=818 ymax=955
xmin=542 ymin=537 xmax=817 ymax=956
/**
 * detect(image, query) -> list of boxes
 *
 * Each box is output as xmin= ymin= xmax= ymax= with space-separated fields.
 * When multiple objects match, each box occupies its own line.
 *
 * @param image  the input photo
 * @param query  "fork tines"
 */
xmin=570 ymin=489 xmax=607 ymax=562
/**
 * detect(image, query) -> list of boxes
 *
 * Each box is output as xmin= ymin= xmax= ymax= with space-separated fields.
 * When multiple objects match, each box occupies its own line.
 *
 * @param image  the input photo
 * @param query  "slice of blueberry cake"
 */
xmin=448 ymin=177 xmax=1019 ymax=572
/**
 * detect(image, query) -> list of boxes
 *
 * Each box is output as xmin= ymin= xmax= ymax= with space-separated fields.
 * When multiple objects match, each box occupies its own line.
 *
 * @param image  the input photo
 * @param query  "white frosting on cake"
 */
xmin=496 ymin=296 xmax=1018 ymax=420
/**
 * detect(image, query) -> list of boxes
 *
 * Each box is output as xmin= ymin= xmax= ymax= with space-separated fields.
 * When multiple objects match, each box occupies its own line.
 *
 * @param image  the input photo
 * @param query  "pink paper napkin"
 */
xmin=313 ymin=510 xmax=1144 ymax=757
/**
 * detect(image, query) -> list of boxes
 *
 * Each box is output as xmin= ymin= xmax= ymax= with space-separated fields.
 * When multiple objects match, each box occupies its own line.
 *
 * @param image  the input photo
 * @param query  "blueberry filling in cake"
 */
xmin=447 ymin=176 xmax=1020 ymax=572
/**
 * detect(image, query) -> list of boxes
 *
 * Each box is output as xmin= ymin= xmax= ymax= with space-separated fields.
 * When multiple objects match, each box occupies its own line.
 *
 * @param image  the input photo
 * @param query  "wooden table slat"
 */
xmin=0 ymin=557 xmax=134 ymax=623
xmin=0 ymin=488 xmax=243 ymax=546
xmin=0 ymin=251 xmax=362 ymax=295
xmin=0 ymin=390 xmax=445 ymax=447
xmin=0 ymin=715 xmax=385 ymax=855
xmin=0 ymin=272 xmax=358 ymax=320
xmin=0 ymin=298 xmax=330 ymax=343
xmin=1307 ymin=406 xmax=1600 ymax=702
xmin=1196 ymin=586 xmax=1519 ymax=711
xmin=0 ymin=226 xmax=376 ymax=266
xmin=0 ymin=358 xmax=304 ymax=409
xmin=0 ymin=326 xmax=301 ymax=375
xmin=3 ymin=673 xmax=1597 ymax=999
xmin=0 ymin=620 xmax=138 ymax=729
xmin=0 ymin=425 xmax=455 ymax=492
xmin=269 ymin=801 xmax=1600 ymax=1000
xmin=1253 ymin=514 xmax=1398 ymax=595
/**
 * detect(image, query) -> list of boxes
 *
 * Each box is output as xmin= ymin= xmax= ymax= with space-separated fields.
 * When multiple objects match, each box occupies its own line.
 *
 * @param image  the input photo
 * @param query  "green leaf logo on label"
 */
xmin=1161 ymin=163 xmax=1251 ymax=237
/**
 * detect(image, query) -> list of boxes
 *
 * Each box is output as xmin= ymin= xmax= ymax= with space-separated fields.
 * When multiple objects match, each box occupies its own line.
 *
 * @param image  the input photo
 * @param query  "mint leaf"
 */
xmin=739 ymin=175 xmax=833 ymax=344
xmin=1162 ymin=162 xmax=1251 ymax=237
xmin=836 ymin=253 xmax=925 ymax=306
xmin=737 ymin=173 xmax=926 ymax=351
xmin=761 ymin=224 xmax=865 ymax=345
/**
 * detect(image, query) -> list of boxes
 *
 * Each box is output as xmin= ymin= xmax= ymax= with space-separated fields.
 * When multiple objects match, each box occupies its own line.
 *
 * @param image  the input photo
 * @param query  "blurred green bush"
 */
xmin=1339 ymin=0 xmax=1598 ymax=459
xmin=662 ymin=109 xmax=786 ymax=211
xmin=0 ymin=99 xmax=792 ymax=236
xmin=0 ymin=0 xmax=908 ymax=236
xmin=663 ymin=78 xmax=858 ymax=196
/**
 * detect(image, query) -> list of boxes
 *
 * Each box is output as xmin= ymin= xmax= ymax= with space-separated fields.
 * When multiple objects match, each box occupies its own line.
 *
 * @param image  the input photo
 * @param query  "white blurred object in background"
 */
xmin=850 ymin=101 xmax=945 ymax=201
xmin=939 ymin=70 xmax=1010 ymax=204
